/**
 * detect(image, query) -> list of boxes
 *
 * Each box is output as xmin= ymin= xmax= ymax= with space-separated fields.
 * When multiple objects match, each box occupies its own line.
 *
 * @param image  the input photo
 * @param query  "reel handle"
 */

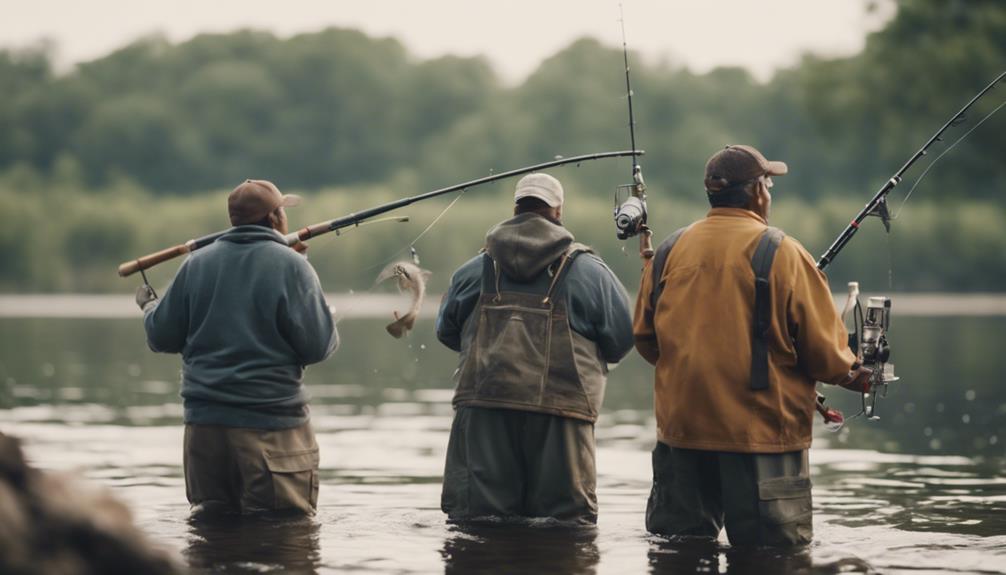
xmin=639 ymin=226 xmax=654 ymax=259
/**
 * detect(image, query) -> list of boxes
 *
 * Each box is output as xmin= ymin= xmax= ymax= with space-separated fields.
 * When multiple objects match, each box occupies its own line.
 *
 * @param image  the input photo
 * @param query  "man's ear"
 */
xmin=754 ymin=181 xmax=771 ymax=218
xmin=268 ymin=208 xmax=282 ymax=229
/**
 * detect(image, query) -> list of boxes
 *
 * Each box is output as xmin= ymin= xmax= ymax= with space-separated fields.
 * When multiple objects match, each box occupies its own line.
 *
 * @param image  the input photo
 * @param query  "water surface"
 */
xmin=1 ymin=315 xmax=1004 ymax=574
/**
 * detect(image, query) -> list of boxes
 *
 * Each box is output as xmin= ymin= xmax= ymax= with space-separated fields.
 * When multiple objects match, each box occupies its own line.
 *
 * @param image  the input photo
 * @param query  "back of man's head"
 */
xmin=228 ymin=179 xmax=301 ymax=227
xmin=704 ymin=145 xmax=787 ymax=208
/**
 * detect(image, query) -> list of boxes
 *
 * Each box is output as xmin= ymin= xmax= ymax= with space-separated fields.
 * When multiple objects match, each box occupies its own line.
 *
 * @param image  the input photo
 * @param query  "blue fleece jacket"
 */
xmin=143 ymin=225 xmax=338 ymax=429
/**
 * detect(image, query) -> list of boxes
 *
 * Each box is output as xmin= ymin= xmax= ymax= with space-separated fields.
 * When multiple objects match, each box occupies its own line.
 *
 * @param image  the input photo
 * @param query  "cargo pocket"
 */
xmin=757 ymin=476 xmax=813 ymax=545
xmin=264 ymin=448 xmax=320 ymax=515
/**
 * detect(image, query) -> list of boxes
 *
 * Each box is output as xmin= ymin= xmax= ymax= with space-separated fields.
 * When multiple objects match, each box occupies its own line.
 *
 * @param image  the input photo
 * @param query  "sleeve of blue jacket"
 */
xmin=436 ymin=255 xmax=482 ymax=352
xmin=281 ymin=258 xmax=339 ymax=365
xmin=143 ymin=259 xmax=190 ymax=354
xmin=565 ymin=254 xmax=635 ymax=364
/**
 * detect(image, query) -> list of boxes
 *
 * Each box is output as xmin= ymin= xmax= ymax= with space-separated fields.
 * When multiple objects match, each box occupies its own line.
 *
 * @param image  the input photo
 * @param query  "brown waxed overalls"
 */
xmin=452 ymin=246 xmax=608 ymax=422
xmin=442 ymin=245 xmax=607 ymax=524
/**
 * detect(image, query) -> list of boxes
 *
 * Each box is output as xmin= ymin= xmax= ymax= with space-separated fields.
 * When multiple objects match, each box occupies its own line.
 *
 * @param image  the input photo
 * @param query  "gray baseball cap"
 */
xmin=514 ymin=173 xmax=564 ymax=208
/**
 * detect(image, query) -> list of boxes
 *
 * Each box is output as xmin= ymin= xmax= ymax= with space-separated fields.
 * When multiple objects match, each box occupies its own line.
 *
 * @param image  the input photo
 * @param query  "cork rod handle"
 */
xmin=117 ymin=244 xmax=191 ymax=277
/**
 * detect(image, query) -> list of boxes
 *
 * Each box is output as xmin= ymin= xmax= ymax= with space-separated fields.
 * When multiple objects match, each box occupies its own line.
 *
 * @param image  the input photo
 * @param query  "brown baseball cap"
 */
xmin=704 ymin=145 xmax=788 ymax=192
xmin=228 ymin=179 xmax=302 ymax=226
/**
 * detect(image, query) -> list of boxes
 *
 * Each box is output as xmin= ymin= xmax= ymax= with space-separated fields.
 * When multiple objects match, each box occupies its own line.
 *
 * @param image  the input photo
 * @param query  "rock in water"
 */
xmin=0 ymin=432 xmax=182 ymax=575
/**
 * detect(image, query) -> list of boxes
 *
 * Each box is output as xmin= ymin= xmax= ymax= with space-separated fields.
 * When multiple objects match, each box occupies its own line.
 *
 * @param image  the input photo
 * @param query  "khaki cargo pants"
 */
xmin=184 ymin=422 xmax=320 ymax=515
xmin=645 ymin=443 xmax=813 ymax=546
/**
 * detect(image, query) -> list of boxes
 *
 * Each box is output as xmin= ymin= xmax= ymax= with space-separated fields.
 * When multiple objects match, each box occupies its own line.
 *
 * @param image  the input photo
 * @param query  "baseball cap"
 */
xmin=228 ymin=179 xmax=302 ymax=226
xmin=514 ymin=173 xmax=564 ymax=208
xmin=704 ymin=145 xmax=788 ymax=192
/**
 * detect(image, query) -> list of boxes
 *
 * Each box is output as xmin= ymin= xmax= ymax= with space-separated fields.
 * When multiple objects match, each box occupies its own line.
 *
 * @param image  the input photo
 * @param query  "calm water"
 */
xmin=1 ymin=314 xmax=1005 ymax=574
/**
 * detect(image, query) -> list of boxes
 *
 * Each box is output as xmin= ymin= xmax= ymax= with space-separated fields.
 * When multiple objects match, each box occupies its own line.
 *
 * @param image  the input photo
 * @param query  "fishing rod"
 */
xmin=611 ymin=4 xmax=654 ymax=259
xmin=813 ymin=70 xmax=1005 ymax=424
xmin=817 ymin=70 xmax=1005 ymax=271
xmin=118 ymin=149 xmax=644 ymax=277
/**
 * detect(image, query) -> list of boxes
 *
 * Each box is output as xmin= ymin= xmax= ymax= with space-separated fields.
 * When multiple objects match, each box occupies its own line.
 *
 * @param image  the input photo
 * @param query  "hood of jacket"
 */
xmin=485 ymin=213 xmax=574 ymax=282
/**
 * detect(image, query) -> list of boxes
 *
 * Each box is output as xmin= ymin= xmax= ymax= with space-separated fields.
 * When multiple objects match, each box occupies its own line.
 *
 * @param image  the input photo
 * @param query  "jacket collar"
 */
xmin=706 ymin=207 xmax=767 ymax=225
xmin=218 ymin=225 xmax=289 ymax=245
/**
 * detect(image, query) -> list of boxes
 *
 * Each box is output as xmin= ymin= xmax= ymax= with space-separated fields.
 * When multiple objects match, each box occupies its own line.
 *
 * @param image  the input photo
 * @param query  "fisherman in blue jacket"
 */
xmin=136 ymin=179 xmax=338 ymax=516
xmin=436 ymin=173 xmax=634 ymax=524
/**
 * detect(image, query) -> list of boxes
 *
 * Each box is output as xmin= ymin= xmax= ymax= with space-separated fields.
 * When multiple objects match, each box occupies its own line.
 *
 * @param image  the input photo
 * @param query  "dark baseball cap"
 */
xmin=704 ymin=145 xmax=788 ymax=192
xmin=228 ymin=179 xmax=301 ymax=226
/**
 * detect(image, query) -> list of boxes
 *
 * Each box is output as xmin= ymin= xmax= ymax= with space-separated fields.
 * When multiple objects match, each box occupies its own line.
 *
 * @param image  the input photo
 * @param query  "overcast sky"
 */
xmin=3 ymin=0 xmax=892 ymax=82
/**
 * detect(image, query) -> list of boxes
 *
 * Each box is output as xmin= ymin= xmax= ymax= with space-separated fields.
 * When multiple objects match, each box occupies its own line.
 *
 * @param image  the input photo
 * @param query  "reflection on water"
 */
xmin=442 ymin=523 xmax=600 ymax=574
xmin=186 ymin=515 xmax=321 ymax=574
xmin=1 ymin=317 xmax=1005 ymax=574
xmin=646 ymin=539 xmax=834 ymax=575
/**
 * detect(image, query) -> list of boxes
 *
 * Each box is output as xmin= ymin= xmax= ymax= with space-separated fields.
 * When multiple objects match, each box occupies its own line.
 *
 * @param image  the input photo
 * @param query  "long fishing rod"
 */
xmin=611 ymin=4 xmax=653 ymax=259
xmin=817 ymin=70 xmax=1005 ymax=271
xmin=812 ymin=70 xmax=1005 ymax=425
xmin=118 ymin=149 xmax=644 ymax=277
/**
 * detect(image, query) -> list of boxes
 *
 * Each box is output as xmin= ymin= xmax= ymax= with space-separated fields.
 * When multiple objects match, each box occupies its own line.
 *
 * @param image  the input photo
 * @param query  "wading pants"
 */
xmin=441 ymin=406 xmax=597 ymax=524
xmin=183 ymin=422 xmax=320 ymax=516
xmin=645 ymin=442 xmax=812 ymax=546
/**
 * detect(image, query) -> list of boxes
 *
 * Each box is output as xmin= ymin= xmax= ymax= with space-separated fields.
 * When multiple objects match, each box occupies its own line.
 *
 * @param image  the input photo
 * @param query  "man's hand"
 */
xmin=135 ymin=285 xmax=158 ymax=311
xmin=292 ymin=241 xmax=309 ymax=254
xmin=837 ymin=365 xmax=873 ymax=393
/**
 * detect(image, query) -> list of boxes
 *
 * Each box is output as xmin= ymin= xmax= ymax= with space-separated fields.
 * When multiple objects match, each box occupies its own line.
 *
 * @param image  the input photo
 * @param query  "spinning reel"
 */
xmin=613 ymin=166 xmax=648 ymax=240
xmin=844 ymin=283 xmax=900 ymax=420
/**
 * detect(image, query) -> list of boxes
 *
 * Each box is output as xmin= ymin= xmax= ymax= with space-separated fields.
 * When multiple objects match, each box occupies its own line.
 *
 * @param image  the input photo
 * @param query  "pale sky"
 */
xmin=2 ymin=0 xmax=892 ymax=82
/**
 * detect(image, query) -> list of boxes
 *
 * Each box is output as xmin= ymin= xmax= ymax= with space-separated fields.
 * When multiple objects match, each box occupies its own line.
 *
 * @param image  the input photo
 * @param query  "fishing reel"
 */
xmin=845 ymin=284 xmax=900 ymax=420
xmin=613 ymin=166 xmax=649 ymax=240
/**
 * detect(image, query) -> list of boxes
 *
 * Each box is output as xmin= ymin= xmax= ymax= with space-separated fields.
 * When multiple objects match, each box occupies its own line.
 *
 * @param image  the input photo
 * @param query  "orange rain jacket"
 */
xmin=634 ymin=208 xmax=856 ymax=453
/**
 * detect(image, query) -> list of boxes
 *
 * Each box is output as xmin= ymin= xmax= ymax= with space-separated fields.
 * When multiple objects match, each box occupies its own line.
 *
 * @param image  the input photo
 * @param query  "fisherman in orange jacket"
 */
xmin=633 ymin=145 xmax=872 ymax=546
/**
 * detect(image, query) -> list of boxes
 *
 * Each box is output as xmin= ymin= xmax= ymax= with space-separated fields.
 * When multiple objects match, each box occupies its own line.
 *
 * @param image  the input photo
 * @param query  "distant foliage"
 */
xmin=0 ymin=1 xmax=1003 ymax=198
xmin=0 ymin=29 xmax=497 ymax=192
xmin=1 ymin=180 xmax=1004 ymax=293
xmin=0 ymin=0 xmax=1004 ymax=292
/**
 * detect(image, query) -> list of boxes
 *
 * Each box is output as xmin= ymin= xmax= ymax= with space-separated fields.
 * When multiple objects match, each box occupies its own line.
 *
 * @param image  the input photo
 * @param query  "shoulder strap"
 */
xmin=481 ymin=243 xmax=592 ymax=305
xmin=479 ymin=253 xmax=502 ymax=302
xmin=647 ymin=227 xmax=690 ymax=319
xmin=749 ymin=227 xmax=785 ymax=391
xmin=542 ymin=242 xmax=591 ymax=304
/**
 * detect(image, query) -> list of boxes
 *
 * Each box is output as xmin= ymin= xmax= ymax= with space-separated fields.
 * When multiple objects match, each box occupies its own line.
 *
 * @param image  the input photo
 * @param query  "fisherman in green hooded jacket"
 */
xmin=436 ymin=173 xmax=634 ymax=524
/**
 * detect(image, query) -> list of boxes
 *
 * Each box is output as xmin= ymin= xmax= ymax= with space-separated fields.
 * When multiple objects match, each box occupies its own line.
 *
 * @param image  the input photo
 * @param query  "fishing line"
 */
xmin=893 ymin=98 xmax=1006 ymax=220
xmin=886 ymin=232 xmax=894 ymax=291
xmin=360 ymin=189 xmax=468 ymax=272
xmin=336 ymin=194 xmax=464 ymax=324
xmin=408 ymin=189 xmax=467 ymax=250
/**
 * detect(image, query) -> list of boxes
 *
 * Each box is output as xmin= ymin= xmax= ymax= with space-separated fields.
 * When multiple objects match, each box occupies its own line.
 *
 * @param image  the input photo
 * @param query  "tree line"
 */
xmin=1 ymin=0 xmax=1003 ymax=200
xmin=0 ymin=0 xmax=1004 ymax=293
